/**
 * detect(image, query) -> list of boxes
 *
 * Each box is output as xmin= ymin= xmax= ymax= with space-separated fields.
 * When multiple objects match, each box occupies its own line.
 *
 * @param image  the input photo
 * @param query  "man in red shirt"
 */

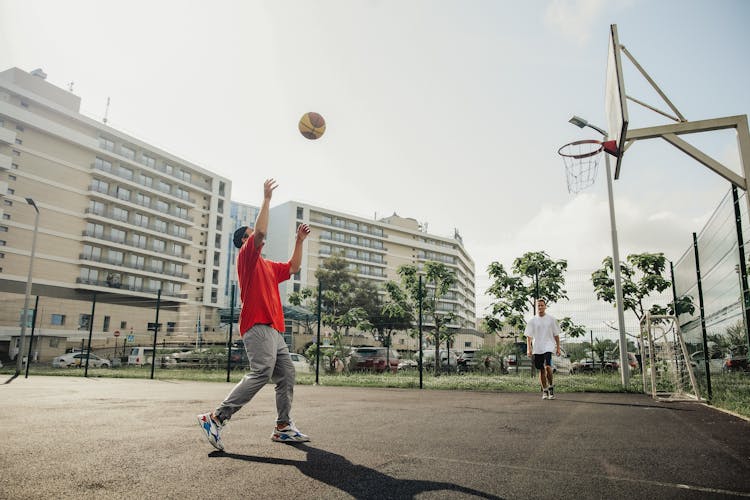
xmin=198 ymin=179 xmax=311 ymax=451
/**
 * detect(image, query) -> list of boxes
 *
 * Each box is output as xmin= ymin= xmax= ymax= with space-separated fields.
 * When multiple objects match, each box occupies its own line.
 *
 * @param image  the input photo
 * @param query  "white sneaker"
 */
xmin=548 ymin=385 xmax=556 ymax=400
xmin=197 ymin=412 xmax=224 ymax=451
xmin=271 ymin=422 xmax=310 ymax=442
xmin=542 ymin=389 xmax=549 ymax=400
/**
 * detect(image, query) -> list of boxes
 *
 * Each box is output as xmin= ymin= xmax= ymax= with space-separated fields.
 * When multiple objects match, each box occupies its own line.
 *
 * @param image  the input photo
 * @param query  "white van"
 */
xmin=128 ymin=347 xmax=154 ymax=366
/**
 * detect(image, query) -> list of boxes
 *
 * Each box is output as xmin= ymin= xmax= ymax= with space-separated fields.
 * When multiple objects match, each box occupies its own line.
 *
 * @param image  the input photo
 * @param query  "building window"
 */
xmin=99 ymin=137 xmax=115 ymax=151
xmin=3 ymin=200 xmax=11 ymax=206
xmin=110 ymin=228 xmax=126 ymax=243
xmin=8 ymin=174 xmax=16 ymax=181
xmin=134 ymin=213 xmax=149 ymax=227
xmin=88 ymin=200 xmax=104 ymax=214
xmin=14 ymin=138 xmax=22 ymax=145
xmin=158 ymin=180 xmax=171 ymax=193
xmin=167 ymin=322 xmax=176 ymax=334
xmin=121 ymin=145 xmax=135 ymax=159
xmin=120 ymin=321 xmax=127 ymax=329
xmin=116 ymin=187 xmax=131 ymax=201
xmin=296 ymin=207 xmax=304 ymax=219
xmin=129 ymin=254 xmax=145 ymax=268
xmin=91 ymin=178 xmax=109 ymax=193
xmin=78 ymin=314 xmax=91 ymax=330
xmin=51 ymin=314 xmax=66 ymax=325
xmin=156 ymin=200 xmax=169 ymax=213
xmin=108 ymin=250 xmax=124 ymax=265
xmin=103 ymin=316 xmax=111 ymax=332
xmin=7 ymin=189 xmax=14 ymax=195
xmin=80 ymin=267 xmax=99 ymax=283
xmin=151 ymin=259 xmax=164 ymax=272
xmin=0 ymin=240 xmax=5 ymax=246
xmin=0 ymin=214 xmax=6 ymax=220
xmin=131 ymin=233 xmax=146 ymax=248
xmin=164 ymin=164 xmax=173 ymax=175
xmin=138 ymin=173 xmax=153 ymax=188
xmin=112 ymin=207 xmax=129 ymax=222
xmin=154 ymin=219 xmax=167 ymax=232
xmin=152 ymin=239 xmax=166 ymax=253
xmin=141 ymin=154 xmax=156 ymax=168
xmin=82 ymin=244 xmax=101 ymax=259
xmin=135 ymin=193 xmax=151 ymax=207
xmin=118 ymin=165 xmax=134 ymax=180
xmin=86 ymin=223 xmax=104 ymax=238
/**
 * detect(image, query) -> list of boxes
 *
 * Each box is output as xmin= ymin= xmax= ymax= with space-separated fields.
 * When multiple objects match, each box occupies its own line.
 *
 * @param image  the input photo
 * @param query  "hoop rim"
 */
xmin=558 ymin=139 xmax=604 ymax=159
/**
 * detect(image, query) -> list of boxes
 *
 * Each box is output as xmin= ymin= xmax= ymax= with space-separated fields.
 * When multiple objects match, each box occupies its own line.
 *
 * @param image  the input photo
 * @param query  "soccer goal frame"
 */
xmin=639 ymin=313 xmax=702 ymax=402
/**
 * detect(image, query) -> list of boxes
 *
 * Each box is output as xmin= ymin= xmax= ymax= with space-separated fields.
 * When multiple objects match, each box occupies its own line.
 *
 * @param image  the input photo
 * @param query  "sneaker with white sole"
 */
xmin=542 ymin=388 xmax=549 ymax=400
xmin=548 ymin=385 xmax=555 ymax=400
xmin=197 ymin=412 xmax=224 ymax=451
xmin=271 ymin=422 xmax=310 ymax=443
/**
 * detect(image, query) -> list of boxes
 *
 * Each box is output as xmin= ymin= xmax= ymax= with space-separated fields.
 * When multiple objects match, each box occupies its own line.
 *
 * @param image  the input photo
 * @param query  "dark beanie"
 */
xmin=233 ymin=226 xmax=249 ymax=249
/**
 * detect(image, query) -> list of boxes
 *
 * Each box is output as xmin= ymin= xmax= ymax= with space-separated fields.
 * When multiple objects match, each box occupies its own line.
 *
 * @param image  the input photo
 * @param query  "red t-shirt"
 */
xmin=237 ymin=233 xmax=291 ymax=335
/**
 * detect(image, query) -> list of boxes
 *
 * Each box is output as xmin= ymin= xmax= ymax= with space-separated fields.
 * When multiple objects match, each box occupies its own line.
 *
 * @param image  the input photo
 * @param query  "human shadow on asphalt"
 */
xmin=211 ymin=444 xmax=503 ymax=499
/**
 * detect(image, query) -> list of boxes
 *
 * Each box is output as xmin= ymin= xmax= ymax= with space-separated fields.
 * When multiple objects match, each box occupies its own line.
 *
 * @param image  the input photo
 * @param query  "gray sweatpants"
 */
xmin=214 ymin=324 xmax=295 ymax=425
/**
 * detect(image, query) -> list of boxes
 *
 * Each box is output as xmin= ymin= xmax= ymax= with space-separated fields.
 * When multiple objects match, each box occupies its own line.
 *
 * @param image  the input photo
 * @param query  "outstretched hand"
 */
xmin=264 ymin=179 xmax=278 ymax=200
xmin=297 ymin=223 xmax=311 ymax=241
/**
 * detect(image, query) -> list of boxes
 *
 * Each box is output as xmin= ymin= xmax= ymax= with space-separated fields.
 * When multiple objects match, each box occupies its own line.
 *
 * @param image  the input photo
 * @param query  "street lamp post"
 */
xmin=569 ymin=116 xmax=630 ymax=387
xmin=16 ymin=198 xmax=40 ymax=375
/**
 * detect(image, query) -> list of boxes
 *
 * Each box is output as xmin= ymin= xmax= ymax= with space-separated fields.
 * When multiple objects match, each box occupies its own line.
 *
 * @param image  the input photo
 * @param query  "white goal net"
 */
xmin=639 ymin=314 xmax=702 ymax=402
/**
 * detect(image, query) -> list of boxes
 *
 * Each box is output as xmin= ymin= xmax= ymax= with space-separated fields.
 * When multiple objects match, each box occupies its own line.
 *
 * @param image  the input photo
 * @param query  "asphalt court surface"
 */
xmin=1 ymin=375 xmax=749 ymax=499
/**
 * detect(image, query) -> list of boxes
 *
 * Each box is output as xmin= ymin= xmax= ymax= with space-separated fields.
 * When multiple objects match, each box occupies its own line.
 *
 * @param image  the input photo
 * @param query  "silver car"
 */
xmin=52 ymin=352 xmax=110 ymax=368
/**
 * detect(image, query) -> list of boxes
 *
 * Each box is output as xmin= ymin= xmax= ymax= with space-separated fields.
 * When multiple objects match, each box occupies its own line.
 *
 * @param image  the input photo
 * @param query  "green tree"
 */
xmin=398 ymin=262 xmax=456 ymax=374
xmin=289 ymin=254 xmax=370 ymax=371
xmin=378 ymin=280 xmax=415 ymax=342
xmin=591 ymin=253 xmax=695 ymax=336
xmin=485 ymin=251 xmax=577 ymax=337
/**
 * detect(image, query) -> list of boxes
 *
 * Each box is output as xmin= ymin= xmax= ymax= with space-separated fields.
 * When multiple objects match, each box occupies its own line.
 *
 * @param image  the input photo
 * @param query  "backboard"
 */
xmin=605 ymin=24 xmax=629 ymax=179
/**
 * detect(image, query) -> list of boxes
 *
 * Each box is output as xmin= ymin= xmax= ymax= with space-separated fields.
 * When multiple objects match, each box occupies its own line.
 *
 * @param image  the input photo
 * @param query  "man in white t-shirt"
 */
xmin=525 ymin=298 xmax=561 ymax=400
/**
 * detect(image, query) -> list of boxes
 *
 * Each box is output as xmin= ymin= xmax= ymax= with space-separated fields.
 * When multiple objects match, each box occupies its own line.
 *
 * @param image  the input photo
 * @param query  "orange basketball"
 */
xmin=298 ymin=112 xmax=326 ymax=140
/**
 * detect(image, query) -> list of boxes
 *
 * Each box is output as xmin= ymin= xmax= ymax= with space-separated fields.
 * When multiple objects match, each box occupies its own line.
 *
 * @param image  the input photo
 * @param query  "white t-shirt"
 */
xmin=524 ymin=314 xmax=560 ymax=354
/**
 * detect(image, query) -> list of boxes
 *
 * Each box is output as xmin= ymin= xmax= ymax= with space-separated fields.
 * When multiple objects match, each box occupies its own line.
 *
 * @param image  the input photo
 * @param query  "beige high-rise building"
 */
xmin=267 ymin=201 xmax=479 ymax=351
xmin=0 ymin=67 xmax=231 ymax=361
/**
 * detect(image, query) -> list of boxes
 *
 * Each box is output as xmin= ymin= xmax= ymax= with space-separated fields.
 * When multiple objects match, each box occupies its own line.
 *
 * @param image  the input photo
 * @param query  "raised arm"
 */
xmin=253 ymin=178 xmax=277 ymax=248
xmin=289 ymin=223 xmax=310 ymax=274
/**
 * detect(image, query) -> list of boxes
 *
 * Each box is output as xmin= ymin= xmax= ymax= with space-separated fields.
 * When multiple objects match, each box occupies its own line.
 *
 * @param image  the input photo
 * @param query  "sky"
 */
xmin=1 ymin=0 xmax=749 ymax=340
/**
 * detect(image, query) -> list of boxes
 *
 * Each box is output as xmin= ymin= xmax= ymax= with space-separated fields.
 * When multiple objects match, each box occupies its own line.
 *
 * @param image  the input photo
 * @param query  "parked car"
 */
xmin=52 ymin=352 xmax=110 ymax=368
xmin=421 ymin=349 xmax=460 ymax=372
xmin=505 ymin=353 xmax=532 ymax=371
xmin=397 ymin=359 xmax=419 ymax=371
xmin=570 ymin=358 xmax=619 ymax=374
xmin=349 ymin=347 xmax=399 ymax=373
xmin=290 ymin=353 xmax=311 ymax=373
xmin=723 ymin=353 xmax=749 ymax=373
xmin=457 ymin=350 xmax=480 ymax=373
xmin=690 ymin=350 xmax=725 ymax=375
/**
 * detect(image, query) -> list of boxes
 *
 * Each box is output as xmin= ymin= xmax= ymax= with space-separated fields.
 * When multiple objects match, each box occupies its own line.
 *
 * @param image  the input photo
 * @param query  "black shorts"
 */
xmin=533 ymin=352 xmax=552 ymax=370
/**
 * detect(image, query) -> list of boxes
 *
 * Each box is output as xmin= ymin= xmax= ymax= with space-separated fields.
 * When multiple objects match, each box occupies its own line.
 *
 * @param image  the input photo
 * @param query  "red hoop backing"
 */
xmin=558 ymin=139 xmax=618 ymax=159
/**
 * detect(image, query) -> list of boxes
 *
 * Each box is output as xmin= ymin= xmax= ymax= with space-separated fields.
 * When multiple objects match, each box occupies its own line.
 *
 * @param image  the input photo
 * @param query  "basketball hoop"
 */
xmin=558 ymin=139 xmax=617 ymax=194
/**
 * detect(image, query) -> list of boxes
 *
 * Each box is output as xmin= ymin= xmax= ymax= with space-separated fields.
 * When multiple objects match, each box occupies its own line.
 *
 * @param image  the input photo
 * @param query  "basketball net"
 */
xmin=558 ymin=140 xmax=604 ymax=194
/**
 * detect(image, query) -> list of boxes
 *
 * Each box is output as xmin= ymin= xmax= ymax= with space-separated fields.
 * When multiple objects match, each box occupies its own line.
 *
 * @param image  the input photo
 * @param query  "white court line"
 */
xmin=403 ymin=454 xmax=750 ymax=498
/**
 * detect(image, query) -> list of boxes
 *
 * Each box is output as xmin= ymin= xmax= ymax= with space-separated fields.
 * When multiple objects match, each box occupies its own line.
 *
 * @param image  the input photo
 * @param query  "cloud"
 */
xmin=544 ymin=0 xmax=605 ymax=45
xmin=473 ymin=189 xmax=713 ymax=317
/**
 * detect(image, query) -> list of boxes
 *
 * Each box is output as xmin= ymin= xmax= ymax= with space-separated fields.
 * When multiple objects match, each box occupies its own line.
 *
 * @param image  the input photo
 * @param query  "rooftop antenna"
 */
xmin=103 ymin=97 xmax=110 ymax=124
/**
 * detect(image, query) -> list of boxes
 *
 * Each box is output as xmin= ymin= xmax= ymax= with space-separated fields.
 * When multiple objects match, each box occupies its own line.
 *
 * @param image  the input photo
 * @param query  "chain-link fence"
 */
xmin=673 ymin=187 xmax=750 ymax=403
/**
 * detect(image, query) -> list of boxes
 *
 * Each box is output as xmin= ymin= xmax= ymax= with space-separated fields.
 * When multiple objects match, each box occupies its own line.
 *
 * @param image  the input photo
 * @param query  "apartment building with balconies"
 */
xmin=265 ymin=201 xmax=478 ymax=351
xmin=0 ymin=67 xmax=231 ymax=358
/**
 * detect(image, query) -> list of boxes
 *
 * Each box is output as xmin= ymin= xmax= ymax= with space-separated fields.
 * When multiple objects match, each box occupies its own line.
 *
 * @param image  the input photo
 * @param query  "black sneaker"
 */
xmin=548 ymin=385 xmax=555 ymax=400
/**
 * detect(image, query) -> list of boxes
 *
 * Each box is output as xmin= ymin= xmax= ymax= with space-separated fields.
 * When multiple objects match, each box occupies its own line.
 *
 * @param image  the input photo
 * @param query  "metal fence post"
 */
xmin=226 ymin=283 xmax=236 ymax=383
xmin=150 ymin=289 xmax=161 ymax=380
xmin=84 ymin=292 xmax=97 ymax=377
xmin=732 ymin=186 xmax=750 ymax=353
xmin=693 ymin=232 xmax=712 ymax=401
